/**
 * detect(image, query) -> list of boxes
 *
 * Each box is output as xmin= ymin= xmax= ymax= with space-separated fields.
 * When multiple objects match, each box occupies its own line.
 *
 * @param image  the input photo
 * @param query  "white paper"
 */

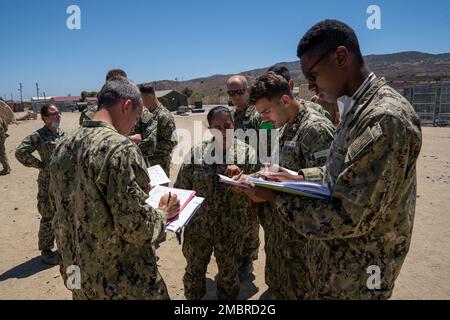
xmin=217 ymin=174 xmax=253 ymax=190
xmin=147 ymin=165 xmax=170 ymax=186
xmin=146 ymin=185 xmax=196 ymax=212
xmin=165 ymin=197 xmax=204 ymax=233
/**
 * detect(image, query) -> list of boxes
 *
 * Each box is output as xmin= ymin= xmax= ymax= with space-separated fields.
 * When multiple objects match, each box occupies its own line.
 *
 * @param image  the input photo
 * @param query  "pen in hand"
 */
xmin=168 ymin=192 xmax=171 ymax=205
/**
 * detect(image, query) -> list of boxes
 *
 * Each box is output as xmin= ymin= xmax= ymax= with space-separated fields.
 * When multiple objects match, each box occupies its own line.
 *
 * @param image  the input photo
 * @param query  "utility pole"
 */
xmin=18 ymin=82 xmax=23 ymax=106
xmin=36 ymin=82 xmax=40 ymax=100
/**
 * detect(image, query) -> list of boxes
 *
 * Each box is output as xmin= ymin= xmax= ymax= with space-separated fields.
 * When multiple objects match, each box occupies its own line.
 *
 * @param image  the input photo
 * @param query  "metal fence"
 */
xmin=404 ymin=82 xmax=450 ymax=126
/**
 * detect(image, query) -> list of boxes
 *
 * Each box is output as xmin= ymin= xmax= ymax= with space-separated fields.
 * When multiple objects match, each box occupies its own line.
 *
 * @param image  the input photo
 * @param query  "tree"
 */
xmin=181 ymin=87 xmax=193 ymax=98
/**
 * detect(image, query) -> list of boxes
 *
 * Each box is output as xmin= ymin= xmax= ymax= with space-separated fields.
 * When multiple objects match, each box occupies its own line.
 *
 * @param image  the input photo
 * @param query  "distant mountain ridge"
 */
xmin=151 ymin=51 xmax=450 ymax=96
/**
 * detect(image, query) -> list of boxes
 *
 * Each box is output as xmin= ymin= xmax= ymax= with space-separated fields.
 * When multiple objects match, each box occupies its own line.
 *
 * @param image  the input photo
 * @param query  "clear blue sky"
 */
xmin=1 ymin=0 xmax=450 ymax=99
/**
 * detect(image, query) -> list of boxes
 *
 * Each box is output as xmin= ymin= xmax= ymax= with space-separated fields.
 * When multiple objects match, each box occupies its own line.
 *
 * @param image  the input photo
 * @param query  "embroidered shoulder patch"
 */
xmin=345 ymin=122 xmax=383 ymax=163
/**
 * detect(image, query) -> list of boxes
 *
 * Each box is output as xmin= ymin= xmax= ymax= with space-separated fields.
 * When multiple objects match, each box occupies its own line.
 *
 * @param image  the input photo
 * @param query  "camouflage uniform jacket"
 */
xmin=274 ymin=77 xmax=422 ymax=299
xmin=133 ymin=107 xmax=157 ymax=160
xmin=297 ymin=98 xmax=331 ymax=120
xmin=145 ymin=104 xmax=178 ymax=172
xmin=233 ymin=105 xmax=261 ymax=132
xmin=15 ymin=126 xmax=66 ymax=187
xmin=48 ymin=120 xmax=169 ymax=299
xmin=79 ymin=104 xmax=98 ymax=125
xmin=0 ymin=118 xmax=7 ymax=139
xmin=174 ymin=138 xmax=259 ymax=229
xmin=262 ymin=106 xmax=335 ymax=298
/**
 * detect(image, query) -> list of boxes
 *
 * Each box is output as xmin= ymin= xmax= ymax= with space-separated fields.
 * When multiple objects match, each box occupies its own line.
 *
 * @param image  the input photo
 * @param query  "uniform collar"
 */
xmin=337 ymin=72 xmax=376 ymax=122
xmin=82 ymin=120 xmax=118 ymax=133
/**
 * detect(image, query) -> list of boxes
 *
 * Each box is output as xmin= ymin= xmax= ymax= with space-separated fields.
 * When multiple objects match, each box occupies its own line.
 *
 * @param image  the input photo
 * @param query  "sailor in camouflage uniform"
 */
xmin=267 ymin=64 xmax=331 ymax=121
xmin=79 ymin=104 xmax=98 ymax=125
xmin=48 ymin=77 xmax=180 ymax=300
xmin=174 ymin=106 xmax=259 ymax=300
xmin=129 ymin=107 xmax=157 ymax=163
xmin=226 ymin=75 xmax=263 ymax=280
xmin=249 ymin=20 xmax=422 ymax=299
xmin=15 ymin=105 xmax=66 ymax=264
xmin=138 ymin=83 xmax=177 ymax=176
xmin=240 ymin=72 xmax=335 ymax=299
xmin=0 ymin=117 xmax=11 ymax=175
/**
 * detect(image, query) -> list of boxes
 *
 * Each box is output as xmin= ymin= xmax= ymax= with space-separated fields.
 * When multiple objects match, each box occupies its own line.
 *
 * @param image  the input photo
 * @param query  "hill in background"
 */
xmin=151 ymin=51 xmax=450 ymax=96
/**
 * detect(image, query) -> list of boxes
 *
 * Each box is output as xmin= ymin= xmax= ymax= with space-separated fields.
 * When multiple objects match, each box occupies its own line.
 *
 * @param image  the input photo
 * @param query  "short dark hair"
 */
xmin=267 ymin=65 xmax=291 ymax=82
xmin=297 ymin=19 xmax=363 ymax=64
xmin=40 ymin=105 xmax=52 ymax=117
xmin=207 ymin=106 xmax=233 ymax=125
xmin=97 ymin=77 xmax=142 ymax=110
xmin=40 ymin=104 xmax=59 ymax=118
xmin=249 ymin=72 xmax=292 ymax=105
xmin=106 ymin=69 xmax=127 ymax=81
xmin=138 ymin=83 xmax=155 ymax=95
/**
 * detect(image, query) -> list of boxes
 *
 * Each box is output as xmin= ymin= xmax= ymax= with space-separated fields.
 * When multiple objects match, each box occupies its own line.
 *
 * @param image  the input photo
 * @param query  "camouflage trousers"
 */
xmin=240 ymin=212 xmax=260 ymax=265
xmin=0 ymin=138 xmax=9 ymax=169
xmin=182 ymin=216 xmax=245 ymax=300
xmin=282 ymin=226 xmax=315 ymax=300
xmin=260 ymin=205 xmax=313 ymax=300
xmin=37 ymin=174 xmax=55 ymax=251
xmin=260 ymin=205 xmax=291 ymax=299
xmin=70 ymin=272 xmax=170 ymax=300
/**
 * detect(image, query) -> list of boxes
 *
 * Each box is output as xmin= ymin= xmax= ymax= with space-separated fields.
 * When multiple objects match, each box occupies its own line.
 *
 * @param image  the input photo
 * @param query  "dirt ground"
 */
xmin=0 ymin=111 xmax=449 ymax=300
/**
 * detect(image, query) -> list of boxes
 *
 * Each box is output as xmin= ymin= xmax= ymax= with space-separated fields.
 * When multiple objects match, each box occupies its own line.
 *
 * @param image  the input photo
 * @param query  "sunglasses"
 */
xmin=227 ymin=88 xmax=247 ymax=97
xmin=45 ymin=112 xmax=62 ymax=116
xmin=303 ymin=47 xmax=337 ymax=83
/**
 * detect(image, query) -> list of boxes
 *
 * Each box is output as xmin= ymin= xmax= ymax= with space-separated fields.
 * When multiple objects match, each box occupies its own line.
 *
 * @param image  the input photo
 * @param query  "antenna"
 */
xmin=18 ymin=82 xmax=23 ymax=106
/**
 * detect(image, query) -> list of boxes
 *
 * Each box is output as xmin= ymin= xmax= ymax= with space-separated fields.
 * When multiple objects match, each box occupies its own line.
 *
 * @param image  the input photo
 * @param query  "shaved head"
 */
xmin=227 ymin=75 xmax=248 ymax=88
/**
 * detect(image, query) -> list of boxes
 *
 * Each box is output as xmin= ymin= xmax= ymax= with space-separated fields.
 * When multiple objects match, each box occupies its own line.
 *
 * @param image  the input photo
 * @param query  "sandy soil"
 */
xmin=0 ymin=111 xmax=449 ymax=300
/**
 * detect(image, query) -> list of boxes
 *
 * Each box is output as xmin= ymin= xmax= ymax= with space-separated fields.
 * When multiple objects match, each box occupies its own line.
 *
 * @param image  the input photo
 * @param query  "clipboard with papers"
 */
xmin=245 ymin=177 xmax=331 ymax=200
xmin=145 ymin=185 xmax=204 ymax=233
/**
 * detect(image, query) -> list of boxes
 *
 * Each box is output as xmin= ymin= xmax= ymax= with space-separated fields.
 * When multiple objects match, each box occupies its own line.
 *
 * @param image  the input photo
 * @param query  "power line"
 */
xmin=18 ymin=82 xmax=23 ymax=105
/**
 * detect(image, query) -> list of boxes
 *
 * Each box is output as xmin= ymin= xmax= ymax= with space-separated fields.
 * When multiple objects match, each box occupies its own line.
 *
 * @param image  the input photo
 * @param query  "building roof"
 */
xmin=155 ymin=90 xmax=174 ymax=98
xmin=51 ymin=96 xmax=81 ymax=102
xmin=31 ymin=97 xmax=54 ymax=101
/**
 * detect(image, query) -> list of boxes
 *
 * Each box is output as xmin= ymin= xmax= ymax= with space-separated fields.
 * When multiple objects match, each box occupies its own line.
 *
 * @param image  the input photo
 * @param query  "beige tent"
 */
xmin=0 ymin=101 xmax=16 ymax=124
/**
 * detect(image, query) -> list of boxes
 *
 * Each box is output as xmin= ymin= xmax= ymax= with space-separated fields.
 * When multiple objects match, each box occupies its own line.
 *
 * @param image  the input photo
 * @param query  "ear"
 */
xmin=281 ymin=94 xmax=291 ymax=105
xmin=122 ymin=99 xmax=132 ymax=112
xmin=334 ymin=46 xmax=348 ymax=68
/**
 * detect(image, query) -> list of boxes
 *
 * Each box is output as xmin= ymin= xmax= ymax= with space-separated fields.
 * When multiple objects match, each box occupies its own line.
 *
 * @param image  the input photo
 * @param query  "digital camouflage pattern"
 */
xmin=262 ymin=102 xmax=335 ymax=299
xmin=233 ymin=105 xmax=261 ymax=133
xmin=0 ymin=118 xmax=9 ymax=171
xmin=15 ymin=126 xmax=66 ymax=251
xmin=233 ymin=104 xmax=262 ymax=269
xmin=145 ymin=104 xmax=177 ymax=176
xmin=78 ymin=104 xmax=98 ymax=125
xmin=174 ymin=138 xmax=259 ymax=300
xmin=131 ymin=107 xmax=157 ymax=162
xmin=274 ymin=78 xmax=422 ymax=299
xmin=48 ymin=120 xmax=169 ymax=300
xmin=299 ymin=98 xmax=331 ymax=121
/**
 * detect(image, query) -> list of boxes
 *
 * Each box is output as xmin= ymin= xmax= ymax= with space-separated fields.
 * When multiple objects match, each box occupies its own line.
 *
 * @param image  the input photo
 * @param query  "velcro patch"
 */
xmin=345 ymin=122 xmax=383 ymax=163
xmin=314 ymin=148 xmax=330 ymax=160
